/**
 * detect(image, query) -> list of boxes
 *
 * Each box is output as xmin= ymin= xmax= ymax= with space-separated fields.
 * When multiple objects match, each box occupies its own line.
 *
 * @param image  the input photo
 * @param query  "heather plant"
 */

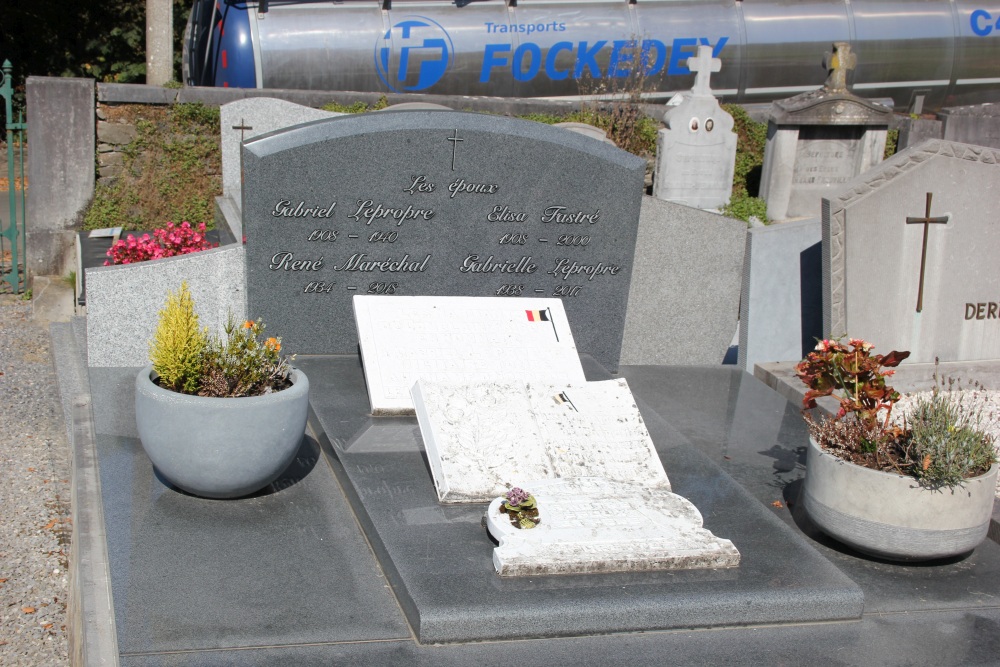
xmin=105 ymin=221 xmax=216 ymax=265
xmin=149 ymin=281 xmax=207 ymax=394
xmin=199 ymin=315 xmax=294 ymax=398
xmin=905 ymin=375 xmax=997 ymax=488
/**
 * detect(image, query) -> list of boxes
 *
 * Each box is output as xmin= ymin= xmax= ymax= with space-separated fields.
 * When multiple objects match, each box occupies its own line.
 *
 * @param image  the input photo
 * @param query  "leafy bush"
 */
xmin=150 ymin=281 xmax=207 ymax=395
xmin=321 ymin=96 xmax=388 ymax=114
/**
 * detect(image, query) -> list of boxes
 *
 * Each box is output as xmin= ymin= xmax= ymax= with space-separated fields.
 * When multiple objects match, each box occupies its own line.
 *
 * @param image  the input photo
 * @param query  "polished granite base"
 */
xmin=61 ymin=327 xmax=1000 ymax=665
xmin=301 ymin=355 xmax=861 ymax=642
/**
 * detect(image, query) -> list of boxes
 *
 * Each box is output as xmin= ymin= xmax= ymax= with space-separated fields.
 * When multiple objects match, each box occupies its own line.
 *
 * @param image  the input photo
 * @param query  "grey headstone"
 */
xmin=737 ymin=218 xmax=823 ymax=373
xmin=759 ymin=43 xmax=891 ymax=221
xmin=242 ymin=111 xmax=645 ymax=371
xmin=653 ymin=46 xmax=737 ymax=210
xmin=939 ymin=103 xmax=1000 ymax=149
xmin=620 ymin=196 xmax=746 ymax=365
xmin=824 ymin=140 xmax=1000 ymax=363
xmin=86 ymin=246 xmax=247 ymax=367
xmin=220 ymin=98 xmax=342 ymax=211
xmin=897 ymin=117 xmax=943 ymax=151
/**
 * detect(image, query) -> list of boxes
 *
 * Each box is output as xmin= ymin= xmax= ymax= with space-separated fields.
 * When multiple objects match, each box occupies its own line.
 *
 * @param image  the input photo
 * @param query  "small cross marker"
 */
xmin=447 ymin=129 xmax=464 ymax=171
xmin=905 ymin=192 xmax=950 ymax=313
xmin=232 ymin=118 xmax=253 ymax=142
xmin=687 ymin=45 xmax=721 ymax=97
xmin=823 ymin=42 xmax=857 ymax=92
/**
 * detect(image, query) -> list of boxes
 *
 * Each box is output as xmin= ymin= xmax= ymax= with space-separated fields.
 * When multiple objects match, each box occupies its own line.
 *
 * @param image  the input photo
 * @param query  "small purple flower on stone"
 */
xmin=506 ymin=487 xmax=530 ymax=506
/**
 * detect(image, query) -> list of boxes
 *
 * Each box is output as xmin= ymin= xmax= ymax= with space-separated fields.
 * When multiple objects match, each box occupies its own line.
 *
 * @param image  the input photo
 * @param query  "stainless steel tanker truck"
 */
xmin=183 ymin=0 xmax=1000 ymax=110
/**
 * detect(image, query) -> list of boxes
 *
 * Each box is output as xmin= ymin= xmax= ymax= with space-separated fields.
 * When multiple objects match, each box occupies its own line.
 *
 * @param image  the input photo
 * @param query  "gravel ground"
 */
xmin=0 ymin=295 xmax=71 ymax=666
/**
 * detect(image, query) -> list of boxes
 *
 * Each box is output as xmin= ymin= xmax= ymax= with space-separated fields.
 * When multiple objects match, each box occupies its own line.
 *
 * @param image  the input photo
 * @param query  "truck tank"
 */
xmin=183 ymin=0 xmax=1000 ymax=110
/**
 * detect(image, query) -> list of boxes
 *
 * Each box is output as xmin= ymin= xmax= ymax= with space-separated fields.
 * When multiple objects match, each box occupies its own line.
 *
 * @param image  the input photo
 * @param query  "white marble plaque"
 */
xmin=355 ymin=295 xmax=586 ymax=414
xmin=411 ymin=377 xmax=669 ymax=502
xmin=485 ymin=477 xmax=741 ymax=576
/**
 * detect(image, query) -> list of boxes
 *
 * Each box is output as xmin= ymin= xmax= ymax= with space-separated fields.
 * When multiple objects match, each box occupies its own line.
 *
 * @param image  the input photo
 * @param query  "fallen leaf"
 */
xmin=0 ymin=578 xmax=8 ymax=584
xmin=22 ymin=606 xmax=36 ymax=614
xmin=771 ymin=500 xmax=785 ymax=509
xmin=27 ymin=467 xmax=35 ymax=472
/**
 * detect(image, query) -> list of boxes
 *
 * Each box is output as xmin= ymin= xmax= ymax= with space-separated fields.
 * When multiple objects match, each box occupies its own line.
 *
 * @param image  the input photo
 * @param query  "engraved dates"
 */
xmin=495 ymin=284 xmax=524 ymax=296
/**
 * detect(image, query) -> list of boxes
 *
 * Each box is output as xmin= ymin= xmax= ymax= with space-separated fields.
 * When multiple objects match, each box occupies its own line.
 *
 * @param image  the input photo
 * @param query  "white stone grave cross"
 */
xmin=688 ymin=45 xmax=722 ymax=98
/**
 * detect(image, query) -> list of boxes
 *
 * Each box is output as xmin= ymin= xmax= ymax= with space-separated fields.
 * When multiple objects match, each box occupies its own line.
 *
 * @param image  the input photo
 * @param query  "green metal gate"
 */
xmin=0 ymin=60 xmax=26 ymax=294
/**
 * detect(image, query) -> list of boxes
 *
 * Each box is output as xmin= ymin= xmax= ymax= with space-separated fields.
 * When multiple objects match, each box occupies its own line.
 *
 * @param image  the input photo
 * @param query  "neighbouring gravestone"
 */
xmin=220 ymin=98 xmax=342 ymax=212
xmin=824 ymin=140 xmax=1000 ymax=363
xmin=411 ymin=377 xmax=670 ymax=503
xmin=354 ymin=295 xmax=586 ymax=413
xmin=484 ymin=477 xmax=741 ymax=576
xmin=242 ymin=111 xmax=646 ymax=370
xmin=620 ymin=196 xmax=745 ymax=365
xmin=737 ymin=218 xmax=823 ymax=373
xmin=760 ymin=42 xmax=891 ymax=221
xmin=653 ymin=46 xmax=737 ymax=210
xmin=938 ymin=103 xmax=1000 ymax=149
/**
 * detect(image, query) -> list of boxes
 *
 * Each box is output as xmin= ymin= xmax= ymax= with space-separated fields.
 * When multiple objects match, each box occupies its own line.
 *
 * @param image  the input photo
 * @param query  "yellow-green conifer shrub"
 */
xmin=149 ymin=281 xmax=207 ymax=394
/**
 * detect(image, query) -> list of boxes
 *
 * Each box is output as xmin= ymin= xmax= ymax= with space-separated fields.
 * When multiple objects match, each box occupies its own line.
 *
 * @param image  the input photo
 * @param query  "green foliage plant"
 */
xmin=150 ymin=281 xmax=207 ymax=394
xmin=721 ymin=104 xmax=768 ymax=224
xmin=84 ymin=103 xmax=221 ymax=232
xmin=905 ymin=373 xmax=997 ymax=489
xmin=149 ymin=284 xmax=294 ymax=398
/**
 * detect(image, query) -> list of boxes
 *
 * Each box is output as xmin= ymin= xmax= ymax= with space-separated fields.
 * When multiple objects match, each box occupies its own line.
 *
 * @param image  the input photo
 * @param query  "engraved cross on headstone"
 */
xmin=905 ymin=192 xmax=950 ymax=313
xmin=232 ymin=118 xmax=253 ymax=142
xmin=447 ymin=129 xmax=464 ymax=171
xmin=823 ymin=42 xmax=857 ymax=92
xmin=687 ymin=45 xmax=721 ymax=97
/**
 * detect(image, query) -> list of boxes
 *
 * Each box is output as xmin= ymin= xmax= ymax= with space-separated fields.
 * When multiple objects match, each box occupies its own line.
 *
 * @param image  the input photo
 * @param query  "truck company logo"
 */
xmin=375 ymin=17 xmax=729 ymax=91
xmin=376 ymin=17 xmax=454 ymax=92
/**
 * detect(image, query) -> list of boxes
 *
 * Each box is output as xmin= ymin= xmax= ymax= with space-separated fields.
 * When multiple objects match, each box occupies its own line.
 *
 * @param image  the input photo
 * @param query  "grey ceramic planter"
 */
xmin=134 ymin=366 xmax=310 ymax=499
xmin=803 ymin=436 xmax=998 ymax=561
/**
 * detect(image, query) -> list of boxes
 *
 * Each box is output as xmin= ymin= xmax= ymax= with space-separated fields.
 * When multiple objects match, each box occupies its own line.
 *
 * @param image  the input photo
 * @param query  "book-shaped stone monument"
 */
xmin=485 ymin=477 xmax=741 ymax=576
xmin=354 ymin=295 xmax=585 ymax=413
xmin=353 ymin=294 xmax=739 ymax=575
xmin=411 ymin=378 xmax=671 ymax=503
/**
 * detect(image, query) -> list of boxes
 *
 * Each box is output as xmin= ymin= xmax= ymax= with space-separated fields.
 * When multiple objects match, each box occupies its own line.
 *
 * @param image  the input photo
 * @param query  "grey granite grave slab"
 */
xmin=85 ymin=365 xmax=410 ymax=655
xmin=55 ymin=316 xmax=1000 ymax=665
xmin=242 ymin=111 xmax=645 ymax=371
xmin=939 ymin=102 xmax=1000 ymax=149
xmin=824 ymin=140 xmax=1000 ymax=363
xmin=86 ymin=245 xmax=246 ymax=367
xmin=620 ymin=196 xmax=745 ymax=365
xmin=759 ymin=43 xmax=891 ymax=221
xmin=220 ymin=97 xmax=342 ymax=212
xmin=301 ymin=355 xmax=862 ymax=644
xmin=737 ymin=217 xmax=823 ymax=373
xmin=653 ymin=46 xmax=736 ymax=210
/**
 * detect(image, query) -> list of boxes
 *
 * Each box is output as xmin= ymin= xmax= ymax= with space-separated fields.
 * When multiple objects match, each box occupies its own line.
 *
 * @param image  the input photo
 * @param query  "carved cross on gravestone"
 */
xmin=905 ymin=192 xmax=950 ymax=313
xmin=447 ymin=129 xmax=464 ymax=171
xmin=823 ymin=42 xmax=857 ymax=93
xmin=687 ymin=45 xmax=721 ymax=98
xmin=232 ymin=118 xmax=253 ymax=143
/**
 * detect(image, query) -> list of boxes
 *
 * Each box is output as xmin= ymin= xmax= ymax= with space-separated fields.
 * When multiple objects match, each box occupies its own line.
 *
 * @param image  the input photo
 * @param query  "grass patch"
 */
xmin=83 ymin=103 xmax=221 ymax=231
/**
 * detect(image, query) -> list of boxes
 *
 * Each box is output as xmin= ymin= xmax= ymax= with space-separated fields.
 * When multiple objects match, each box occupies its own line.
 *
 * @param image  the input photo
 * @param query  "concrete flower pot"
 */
xmin=802 ymin=436 xmax=998 ymax=561
xmin=134 ymin=365 xmax=310 ymax=499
